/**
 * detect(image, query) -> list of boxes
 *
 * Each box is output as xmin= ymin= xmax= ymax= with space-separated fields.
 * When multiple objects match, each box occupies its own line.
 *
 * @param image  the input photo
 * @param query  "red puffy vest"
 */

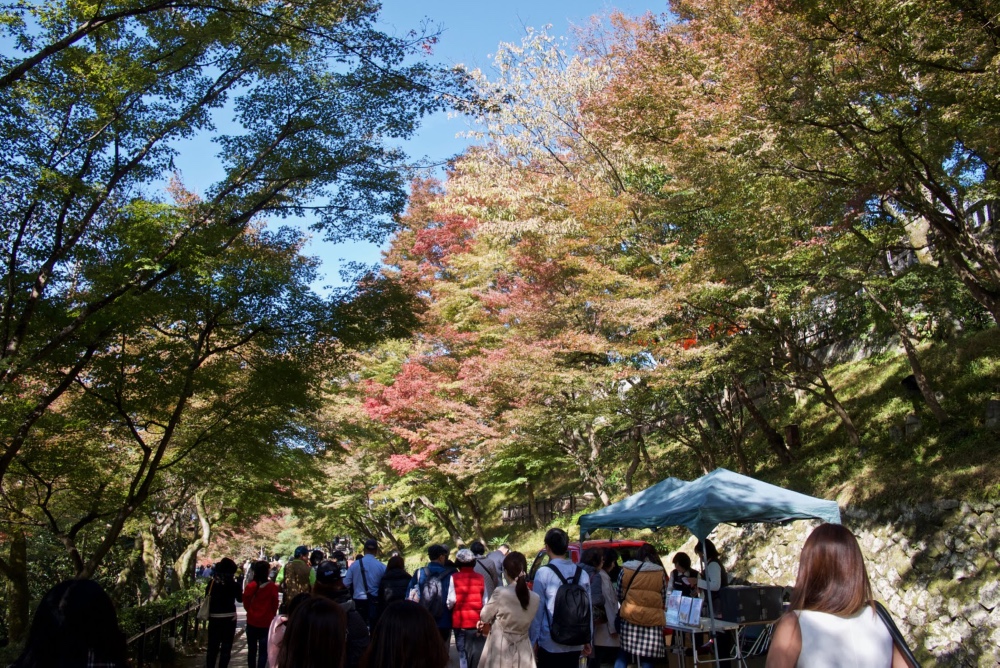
xmin=451 ymin=567 xmax=485 ymax=629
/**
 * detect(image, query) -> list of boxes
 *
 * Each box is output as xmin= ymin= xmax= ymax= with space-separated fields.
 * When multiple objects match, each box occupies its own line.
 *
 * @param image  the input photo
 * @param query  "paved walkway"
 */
xmin=177 ymin=606 xmax=461 ymax=668
xmin=176 ymin=609 xmax=248 ymax=668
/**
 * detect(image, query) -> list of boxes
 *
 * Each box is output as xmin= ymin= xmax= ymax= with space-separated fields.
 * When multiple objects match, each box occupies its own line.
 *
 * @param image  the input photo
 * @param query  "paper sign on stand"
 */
xmin=678 ymin=595 xmax=703 ymax=626
xmin=666 ymin=591 xmax=682 ymax=626
xmin=678 ymin=596 xmax=693 ymax=625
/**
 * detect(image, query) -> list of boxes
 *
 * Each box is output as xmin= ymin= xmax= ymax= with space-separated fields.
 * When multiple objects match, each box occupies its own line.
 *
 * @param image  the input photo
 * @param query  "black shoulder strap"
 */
xmin=875 ymin=601 xmax=920 ymax=668
xmin=546 ymin=562 xmax=570 ymax=585
xmin=357 ymin=556 xmax=370 ymax=595
xmin=570 ymin=566 xmax=582 ymax=585
xmin=542 ymin=563 xmax=568 ymax=626
xmin=618 ymin=562 xmax=644 ymax=603
xmin=248 ymin=581 xmax=260 ymax=607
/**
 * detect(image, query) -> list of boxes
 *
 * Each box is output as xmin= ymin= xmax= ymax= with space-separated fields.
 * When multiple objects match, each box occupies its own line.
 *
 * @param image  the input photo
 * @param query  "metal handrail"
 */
xmin=127 ymin=597 xmax=204 ymax=667
xmin=126 ymin=598 xmax=202 ymax=645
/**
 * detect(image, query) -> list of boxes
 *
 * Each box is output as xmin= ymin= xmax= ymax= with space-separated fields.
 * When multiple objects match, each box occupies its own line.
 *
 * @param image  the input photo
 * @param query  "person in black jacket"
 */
xmin=206 ymin=557 xmax=243 ymax=668
xmin=377 ymin=555 xmax=412 ymax=609
xmin=10 ymin=579 xmax=128 ymax=668
xmin=314 ymin=559 xmax=371 ymax=668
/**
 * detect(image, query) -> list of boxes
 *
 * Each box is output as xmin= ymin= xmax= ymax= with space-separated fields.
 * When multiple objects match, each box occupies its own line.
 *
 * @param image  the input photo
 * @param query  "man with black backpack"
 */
xmin=529 ymin=528 xmax=594 ymax=667
xmin=407 ymin=543 xmax=456 ymax=646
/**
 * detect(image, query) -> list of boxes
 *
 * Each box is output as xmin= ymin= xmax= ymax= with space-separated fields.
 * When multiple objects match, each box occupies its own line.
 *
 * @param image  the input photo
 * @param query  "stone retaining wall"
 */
xmin=674 ymin=500 xmax=1000 ymax=667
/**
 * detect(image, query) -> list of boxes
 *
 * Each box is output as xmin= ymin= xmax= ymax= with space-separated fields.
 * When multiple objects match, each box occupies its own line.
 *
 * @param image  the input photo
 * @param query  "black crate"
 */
xmin=759 ymin=585 xmax=784 ymax=621
xmin=720 ymin=586 xmax=765 ymax=623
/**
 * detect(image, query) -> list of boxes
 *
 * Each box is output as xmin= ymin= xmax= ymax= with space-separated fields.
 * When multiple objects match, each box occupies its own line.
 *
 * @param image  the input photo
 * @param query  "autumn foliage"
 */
xmin=316 ymin=0 xmax=1000 ymax=560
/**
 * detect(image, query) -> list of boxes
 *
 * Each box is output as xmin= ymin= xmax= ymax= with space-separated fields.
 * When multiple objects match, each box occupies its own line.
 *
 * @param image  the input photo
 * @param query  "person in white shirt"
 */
xmin=766 ymin=523 xmax=910 ymax=668
xmin=529 ymin=528 xmax=593 ymax=668
xmin=694 ymin=539 xmax=727 ymax=615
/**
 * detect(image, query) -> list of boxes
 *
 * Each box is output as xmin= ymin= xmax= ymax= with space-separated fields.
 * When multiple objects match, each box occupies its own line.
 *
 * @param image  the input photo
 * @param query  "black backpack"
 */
xmin=418 ymin=568 xmax=448 ymax=619
xmin=545 ymin=564 xmax=592 ymax=645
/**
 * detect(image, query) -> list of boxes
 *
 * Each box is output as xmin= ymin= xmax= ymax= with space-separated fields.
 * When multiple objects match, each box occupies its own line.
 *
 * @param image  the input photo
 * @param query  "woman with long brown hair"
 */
xmin=766 ymin=523 xmax=911 ymax=667
xmin=277 ymin=596 xmax=348 ymax=668
xmin=478 ymin=551 xmax=540 ymax=668
xmin=359 ymin=600 xmax=450 ymax=668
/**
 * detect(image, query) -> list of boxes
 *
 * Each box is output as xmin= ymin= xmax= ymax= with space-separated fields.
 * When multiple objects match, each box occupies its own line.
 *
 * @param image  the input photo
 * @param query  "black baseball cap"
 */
xmin=364 ymin=538 xmax=378 ymax=551
xmin=315 ymin=560 xmax=342 ymax=584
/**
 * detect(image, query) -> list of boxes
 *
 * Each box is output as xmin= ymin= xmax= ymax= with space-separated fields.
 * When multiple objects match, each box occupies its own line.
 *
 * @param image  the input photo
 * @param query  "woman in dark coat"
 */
xmin=377 ymin=555 xmax=412 ymax=608
xmin=314 ymin=559 xmax=372 ymax=668
xmin=206 ymin=557 xmax=243 ymax=668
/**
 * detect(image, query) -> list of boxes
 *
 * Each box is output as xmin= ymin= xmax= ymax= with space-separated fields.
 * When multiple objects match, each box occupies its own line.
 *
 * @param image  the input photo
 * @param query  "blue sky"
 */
xmin=178 ymin=0 xmax=665 ymax=289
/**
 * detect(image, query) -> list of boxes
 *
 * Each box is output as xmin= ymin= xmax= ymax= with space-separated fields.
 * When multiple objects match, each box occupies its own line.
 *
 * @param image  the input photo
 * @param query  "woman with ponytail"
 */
xmin=478 ymin=551 xmax=540 ymax=668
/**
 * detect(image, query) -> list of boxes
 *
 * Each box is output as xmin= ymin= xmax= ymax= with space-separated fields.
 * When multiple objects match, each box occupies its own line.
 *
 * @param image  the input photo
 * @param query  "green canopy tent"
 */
xmin=578 ymin=468 xmax=841 ymax=665
xmin=577 ymin=476 xmax=689 ymax=537
xmin=579 ymin=468 xmax=841 ymax=539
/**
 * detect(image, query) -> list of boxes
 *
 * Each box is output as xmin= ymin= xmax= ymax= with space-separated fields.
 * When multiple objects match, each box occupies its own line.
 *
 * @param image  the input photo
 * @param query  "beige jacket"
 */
xmin=618 ymin=559 xmax=667 ymax=628
xmin=479 ymin=585 xmax=540 ymax=668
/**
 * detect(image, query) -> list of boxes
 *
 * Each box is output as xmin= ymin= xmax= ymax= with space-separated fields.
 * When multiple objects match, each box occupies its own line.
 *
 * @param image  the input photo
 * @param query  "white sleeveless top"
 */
xmin=795 ymin=608 xmax=893 ymax=667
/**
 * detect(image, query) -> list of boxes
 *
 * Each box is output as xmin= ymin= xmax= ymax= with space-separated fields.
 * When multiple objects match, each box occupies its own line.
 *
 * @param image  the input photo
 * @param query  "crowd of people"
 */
xmin=6 ymin=524 xmax=911 ymax=668
xmin=207 ymin=539 xmax=516 ymax=668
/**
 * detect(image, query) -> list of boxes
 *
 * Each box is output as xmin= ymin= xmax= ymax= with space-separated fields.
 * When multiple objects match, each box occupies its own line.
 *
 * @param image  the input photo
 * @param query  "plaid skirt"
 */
xmin=619 ymin=619 xmax=667 ymax=658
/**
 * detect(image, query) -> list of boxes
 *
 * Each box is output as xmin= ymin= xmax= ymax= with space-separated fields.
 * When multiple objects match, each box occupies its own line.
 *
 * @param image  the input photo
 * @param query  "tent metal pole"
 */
xmin=700 ymin=540 xmax=723 ymax=667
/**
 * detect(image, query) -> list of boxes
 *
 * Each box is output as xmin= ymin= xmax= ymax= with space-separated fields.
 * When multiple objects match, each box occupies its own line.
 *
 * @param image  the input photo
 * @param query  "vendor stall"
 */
xmin=578 ymin=468 xmax=841 ymax=666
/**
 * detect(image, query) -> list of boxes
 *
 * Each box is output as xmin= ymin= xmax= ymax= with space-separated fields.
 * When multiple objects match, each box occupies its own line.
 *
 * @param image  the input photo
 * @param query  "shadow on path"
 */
xmin=175 ymin=606 xmax=462 ymax=668
xmin=175 ymin=609 xmax=248 ymax=668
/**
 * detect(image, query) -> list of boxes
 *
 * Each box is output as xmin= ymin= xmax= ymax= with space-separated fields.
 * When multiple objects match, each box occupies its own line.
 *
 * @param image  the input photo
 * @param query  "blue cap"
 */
xmin=294 ymin=545 xmax=309 ymax=558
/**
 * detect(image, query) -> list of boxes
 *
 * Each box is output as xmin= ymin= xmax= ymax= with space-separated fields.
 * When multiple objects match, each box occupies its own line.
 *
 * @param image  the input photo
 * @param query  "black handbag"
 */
xmin=875 ymin=601 xmax=921 ymax=668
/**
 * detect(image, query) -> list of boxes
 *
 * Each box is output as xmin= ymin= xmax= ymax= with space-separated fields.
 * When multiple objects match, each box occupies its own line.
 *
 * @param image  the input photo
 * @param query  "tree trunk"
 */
xmin=692 ymin=424 xmax=718 ymax=473
xmin=4 ymin=528 xmax=30 ymax=643
xmin=446 ymin=499 xmax=467 ymax=536
xmin=814 ymin=370 xmax=863 ymax=447
xmin=866 ymin=286 xmax=950 ymax=424
xmin=112 ymin=539 xmax=143 ymax=602
xmin=140 ymin=527 xmax=166 ymax=601
xmin=462 ymin=494 xmax=489 ymax=545
xmin=624 ymin=433 xmax=642 ymax=496
xmin=417 ymin=496 xmax=464 ymax=546
xmin=700 ymin=403 xmax=724 ymax=432
xmin=699 ymin=401 xmax=747 ymax=472
xmin=639 ymin=438 xmax=653 ymax=468
xmin=934 ymin=225 xmax=1000 ymax=326
xmin=732 ymin=375 xmax=791 ymax=465
xmin=586 ymin=429 xmax=612 ymax=505
xmin=899 ymin=330 xmax=950 ymax=424
xmin=731 ymin=436 xmax=750 ymax=475
xmin=558 ymin=426 xmax=613 ymax=505
xmin=526 ymin=480 xmax=541 ymax=530
xmin=173 ymin=490 xmax=211 ymax=590
xmin=380 ymin=526 xmax=406 ymax=556
xmin=902 ymin=213 xmax=937 ymax=267
xmin=781 ymin=328 xmax=861 ymax=448
xmin=695 ymin=446 xmax=714 ymax=473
